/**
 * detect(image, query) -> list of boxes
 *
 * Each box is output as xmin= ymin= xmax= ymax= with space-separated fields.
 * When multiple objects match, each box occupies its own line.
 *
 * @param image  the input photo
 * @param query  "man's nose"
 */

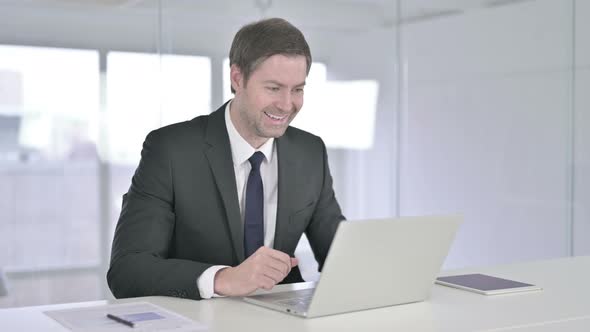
xmin=275 ymin=91 xmax=292 ymax=112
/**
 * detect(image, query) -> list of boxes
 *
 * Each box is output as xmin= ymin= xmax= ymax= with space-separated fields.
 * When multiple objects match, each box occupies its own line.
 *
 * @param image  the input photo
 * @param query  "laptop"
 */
xmin=243 ymin=215 xmax=462 ymax=318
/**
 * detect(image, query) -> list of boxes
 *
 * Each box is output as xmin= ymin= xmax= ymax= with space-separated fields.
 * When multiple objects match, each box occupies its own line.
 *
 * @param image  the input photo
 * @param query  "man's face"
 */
xmin=230 ymin=54 xmax=307 ymax=148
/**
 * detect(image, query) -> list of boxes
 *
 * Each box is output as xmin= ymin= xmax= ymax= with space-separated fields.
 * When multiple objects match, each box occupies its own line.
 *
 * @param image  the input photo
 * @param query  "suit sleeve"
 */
xmin=107 ymin=131 xmax=211 ymax=300
xmin=305 ymin=139 xmax=346 ymax=271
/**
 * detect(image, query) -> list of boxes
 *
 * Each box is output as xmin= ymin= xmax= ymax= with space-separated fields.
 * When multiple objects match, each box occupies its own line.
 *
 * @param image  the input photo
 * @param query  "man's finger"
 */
xmin=266 ymin=249 xmax=292 ymax=271
xmin=260 ymin=265 xmax=284 ymax=284
xmin=265 ymin=248 xmax=292 ymax=264
xmin=263 ymin=256 xmax=291 ymax=276
xmin=258 ymin=275 xmax=277 ymax=290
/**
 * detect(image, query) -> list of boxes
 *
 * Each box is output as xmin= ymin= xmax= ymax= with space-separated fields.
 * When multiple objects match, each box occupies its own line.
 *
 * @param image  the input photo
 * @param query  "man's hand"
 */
xmin=213 ymin=247 xmax=298 ymax=296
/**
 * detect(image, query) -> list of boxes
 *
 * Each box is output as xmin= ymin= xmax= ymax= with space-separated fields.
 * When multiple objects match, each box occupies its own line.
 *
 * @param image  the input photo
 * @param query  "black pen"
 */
xmin=106 ymin=313 xmax=135 ymax=328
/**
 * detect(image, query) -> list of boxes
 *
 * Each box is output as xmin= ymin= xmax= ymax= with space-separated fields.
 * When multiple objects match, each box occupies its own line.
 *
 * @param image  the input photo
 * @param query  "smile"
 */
xmin=264 ymin=111 xmax=287 ymax=121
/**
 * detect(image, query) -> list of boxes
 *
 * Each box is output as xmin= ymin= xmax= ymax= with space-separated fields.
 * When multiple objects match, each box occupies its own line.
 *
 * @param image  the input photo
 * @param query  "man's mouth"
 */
xmin=264 ymin=111 xmax=287 ymax=121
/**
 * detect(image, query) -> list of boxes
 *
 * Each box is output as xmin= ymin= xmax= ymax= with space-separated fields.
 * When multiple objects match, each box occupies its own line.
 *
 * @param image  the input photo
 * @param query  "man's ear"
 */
xmin=230 ymin=64 xmax=244 ymax=93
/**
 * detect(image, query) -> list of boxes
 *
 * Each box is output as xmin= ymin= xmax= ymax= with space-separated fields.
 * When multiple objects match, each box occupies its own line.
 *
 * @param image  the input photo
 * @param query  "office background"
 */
xmin=0 ymin=0 xmax=588 ymax=308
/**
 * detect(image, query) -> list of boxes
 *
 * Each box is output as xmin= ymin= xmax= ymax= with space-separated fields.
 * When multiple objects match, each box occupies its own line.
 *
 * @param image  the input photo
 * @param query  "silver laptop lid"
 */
xmin=305 ymin=215 xmax=462 ymax=317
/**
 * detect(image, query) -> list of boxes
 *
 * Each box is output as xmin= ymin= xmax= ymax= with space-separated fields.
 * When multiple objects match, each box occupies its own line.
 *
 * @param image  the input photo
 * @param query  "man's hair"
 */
xmin=229 ymin=17 xmax=312 ymax=93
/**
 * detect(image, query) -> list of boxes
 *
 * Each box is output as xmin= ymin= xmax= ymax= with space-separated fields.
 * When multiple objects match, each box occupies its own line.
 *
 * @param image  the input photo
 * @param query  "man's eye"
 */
xmin=267 ymin=87 xmax=279 ymax=92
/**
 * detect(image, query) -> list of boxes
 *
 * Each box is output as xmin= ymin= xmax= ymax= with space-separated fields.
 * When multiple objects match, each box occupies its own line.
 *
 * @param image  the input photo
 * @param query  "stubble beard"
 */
xmin=256 ymin=105 xmax=299 ymax=139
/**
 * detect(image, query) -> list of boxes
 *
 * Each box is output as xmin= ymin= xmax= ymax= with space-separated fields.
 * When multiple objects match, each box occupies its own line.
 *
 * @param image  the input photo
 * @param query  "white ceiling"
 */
xmin=0 ymin=0 xmax=537 ymax=25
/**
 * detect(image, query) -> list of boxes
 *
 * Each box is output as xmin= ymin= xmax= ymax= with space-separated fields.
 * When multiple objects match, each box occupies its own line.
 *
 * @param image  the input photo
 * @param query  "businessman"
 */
xmin=107 ymin=18 xmax=345 ymax=300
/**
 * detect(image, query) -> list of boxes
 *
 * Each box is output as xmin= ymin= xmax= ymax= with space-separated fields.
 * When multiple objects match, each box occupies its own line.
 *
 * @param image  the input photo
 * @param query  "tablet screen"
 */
xmin=437 ymin=273 xmax=534 ymax=291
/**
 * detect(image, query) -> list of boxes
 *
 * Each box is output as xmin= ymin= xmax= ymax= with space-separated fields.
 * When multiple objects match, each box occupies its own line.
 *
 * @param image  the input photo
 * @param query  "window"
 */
xmin=0 ymin=45 xmax=99 ymax=162
xmin=106 ymin=52 xmax=211 ymax=164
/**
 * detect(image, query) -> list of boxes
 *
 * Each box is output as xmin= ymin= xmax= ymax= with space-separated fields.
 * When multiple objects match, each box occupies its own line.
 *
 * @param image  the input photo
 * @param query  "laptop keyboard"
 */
xmin=276 ymin=295 xmax=312 ymax=307
xmin=273 ymin=289 xmax=315 ymax=308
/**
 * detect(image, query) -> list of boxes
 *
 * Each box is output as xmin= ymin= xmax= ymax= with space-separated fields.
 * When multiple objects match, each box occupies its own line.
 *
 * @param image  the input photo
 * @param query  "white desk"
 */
xmin=1 ymin=256 xmax=589 ymax=332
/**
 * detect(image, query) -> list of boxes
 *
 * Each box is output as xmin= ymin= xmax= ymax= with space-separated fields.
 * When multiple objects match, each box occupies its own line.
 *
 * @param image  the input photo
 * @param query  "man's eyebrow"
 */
xmin=263 ymin=80 xmax=306 ymax=87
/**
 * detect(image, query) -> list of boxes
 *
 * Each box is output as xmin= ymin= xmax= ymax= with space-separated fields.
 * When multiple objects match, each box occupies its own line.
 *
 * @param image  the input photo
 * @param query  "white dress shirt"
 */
xmin=197 ymin=100 xmax=279 ymax=299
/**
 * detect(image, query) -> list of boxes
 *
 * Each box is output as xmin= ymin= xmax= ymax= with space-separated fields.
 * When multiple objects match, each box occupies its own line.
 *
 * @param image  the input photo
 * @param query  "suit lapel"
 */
xmin=274 ymin=133 xmax=297 ymax=252
xmin=204 ymin=104 xmax=245 ymax=262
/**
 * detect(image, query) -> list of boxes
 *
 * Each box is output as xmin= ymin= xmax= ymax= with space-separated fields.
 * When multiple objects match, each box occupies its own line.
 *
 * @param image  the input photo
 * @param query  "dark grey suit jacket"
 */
xmin=107 ymin=103 xmax=345 ymax=300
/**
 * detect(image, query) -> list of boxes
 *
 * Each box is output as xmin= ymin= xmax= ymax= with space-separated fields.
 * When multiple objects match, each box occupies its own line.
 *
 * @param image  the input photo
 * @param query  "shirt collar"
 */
xmin=225 ymin=100 xmax=274 ymax=166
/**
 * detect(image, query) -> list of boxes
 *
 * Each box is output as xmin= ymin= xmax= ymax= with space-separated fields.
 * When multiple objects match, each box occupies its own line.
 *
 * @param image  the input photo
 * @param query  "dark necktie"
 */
xmin=244 ymin=151 xmax=265 ymax=258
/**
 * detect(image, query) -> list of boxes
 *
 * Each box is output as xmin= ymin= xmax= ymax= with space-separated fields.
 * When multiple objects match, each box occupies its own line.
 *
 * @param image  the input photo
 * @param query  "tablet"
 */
xmin=436 ymin=273 xmax=542 ymax=295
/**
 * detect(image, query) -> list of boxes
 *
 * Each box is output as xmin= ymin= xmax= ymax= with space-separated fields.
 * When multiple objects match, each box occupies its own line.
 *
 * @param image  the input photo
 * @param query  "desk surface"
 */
xmin=1 ymin=256 xmax=589 ymax=332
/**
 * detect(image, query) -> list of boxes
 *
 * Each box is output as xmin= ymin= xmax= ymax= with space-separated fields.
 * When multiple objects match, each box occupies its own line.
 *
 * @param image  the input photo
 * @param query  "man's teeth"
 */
xmin=265 ymin=112 xmax=286 ymax=120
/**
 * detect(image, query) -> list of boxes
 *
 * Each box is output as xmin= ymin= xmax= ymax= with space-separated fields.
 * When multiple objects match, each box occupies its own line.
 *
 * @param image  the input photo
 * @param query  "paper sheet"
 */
xmin=44 ymin=302 xmax=207 ymax=332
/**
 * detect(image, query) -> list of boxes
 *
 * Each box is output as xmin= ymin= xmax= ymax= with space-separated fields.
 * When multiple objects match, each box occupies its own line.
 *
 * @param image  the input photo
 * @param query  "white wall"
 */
xmin=400 ymin=0 xmax=585 ymax=268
